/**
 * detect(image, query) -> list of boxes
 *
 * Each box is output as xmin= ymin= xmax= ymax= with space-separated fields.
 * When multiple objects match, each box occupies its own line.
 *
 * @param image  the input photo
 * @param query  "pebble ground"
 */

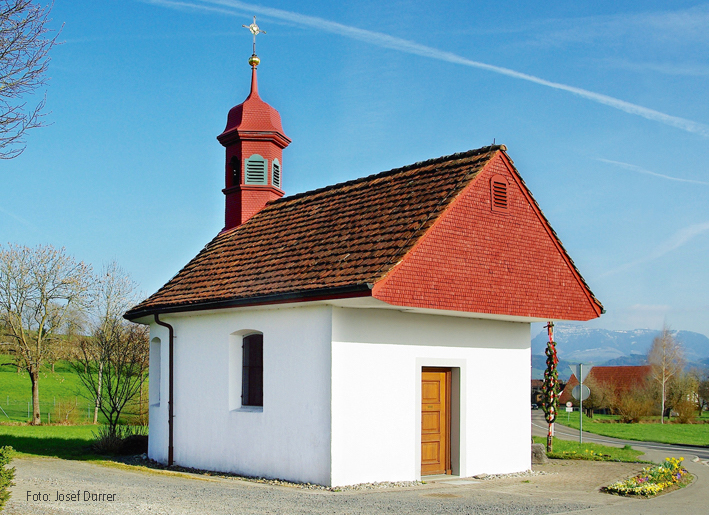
xmin=5 ymin=457 xmax=649 ymax=514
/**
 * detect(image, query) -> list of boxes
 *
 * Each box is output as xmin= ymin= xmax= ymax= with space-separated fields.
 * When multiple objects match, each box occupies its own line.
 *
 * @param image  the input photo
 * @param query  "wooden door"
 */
xmin=421 ymin=368 xmax=451 ymax=475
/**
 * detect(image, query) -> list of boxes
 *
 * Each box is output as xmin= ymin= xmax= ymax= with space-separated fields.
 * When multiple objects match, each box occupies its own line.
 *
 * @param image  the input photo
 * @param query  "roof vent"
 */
xmin=272 ymin=158 xmax=281 ymax=189
xmin=490 ymin=175 xmax=509 ymax=212
xmin=245 ymin=155 xmax=267 ymax=185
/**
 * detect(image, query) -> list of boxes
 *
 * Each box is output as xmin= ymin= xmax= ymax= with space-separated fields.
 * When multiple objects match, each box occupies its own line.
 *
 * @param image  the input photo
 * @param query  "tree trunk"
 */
xmin=661 ymin=383 xmax=666 ymax=424
xmin=30 ymin=368 xmax=41 ymax=425
xmin=93 ymin=361 xmax=103 ymax=424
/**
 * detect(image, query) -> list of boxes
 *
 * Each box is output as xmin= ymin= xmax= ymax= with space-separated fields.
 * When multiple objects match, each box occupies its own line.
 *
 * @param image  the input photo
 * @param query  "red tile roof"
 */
xmin=560 ymin=365 xmax=651 ymax=404
xmin=125 ymin=145 xmax=603 ymax=320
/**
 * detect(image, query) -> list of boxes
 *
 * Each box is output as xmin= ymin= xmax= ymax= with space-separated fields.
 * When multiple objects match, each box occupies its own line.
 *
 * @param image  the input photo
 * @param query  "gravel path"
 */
xmin=5 ymin=457 xmax=646 ymax=515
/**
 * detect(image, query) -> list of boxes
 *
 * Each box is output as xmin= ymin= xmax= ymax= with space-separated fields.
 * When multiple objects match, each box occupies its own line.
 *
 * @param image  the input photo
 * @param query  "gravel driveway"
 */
xmin=5 ymin=457 xmax=648 ymax=515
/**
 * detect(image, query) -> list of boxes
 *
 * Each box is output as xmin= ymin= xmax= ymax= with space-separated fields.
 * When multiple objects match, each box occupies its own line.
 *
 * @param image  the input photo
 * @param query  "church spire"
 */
xmin=247 ymin=55 xmax=259 ymax=99
xmin=217 ymin=17 xmax=291 ymax=232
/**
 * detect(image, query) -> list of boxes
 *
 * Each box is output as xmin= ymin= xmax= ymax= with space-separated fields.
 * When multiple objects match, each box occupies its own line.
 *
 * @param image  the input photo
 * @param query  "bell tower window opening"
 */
xmin=490 ymin=174 xmax=509 ymax=212
xmin=244 ymin=155 xmax=268 ymax=185
xmin=272 ymin=158 xmax=281 ymax=188
xmin=229 ymin=155 xmax=241 ymax=186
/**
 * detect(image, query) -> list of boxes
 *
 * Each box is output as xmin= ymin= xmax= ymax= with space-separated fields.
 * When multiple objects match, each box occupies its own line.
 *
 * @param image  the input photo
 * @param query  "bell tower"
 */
xmin=217 ymin=18 xmax=291 ymax=231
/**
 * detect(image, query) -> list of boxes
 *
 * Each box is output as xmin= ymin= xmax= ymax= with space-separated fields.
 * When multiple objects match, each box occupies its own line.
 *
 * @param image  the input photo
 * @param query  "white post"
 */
xmin=579 ymin=363 xmax=583 ymax=444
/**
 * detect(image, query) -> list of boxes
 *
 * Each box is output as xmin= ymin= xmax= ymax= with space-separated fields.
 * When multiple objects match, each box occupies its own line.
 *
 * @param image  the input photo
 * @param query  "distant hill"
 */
xmin=531 ymin=354 xmax=576 ymax=381
xmin=531 ymin=325 xmax=709 ymax=368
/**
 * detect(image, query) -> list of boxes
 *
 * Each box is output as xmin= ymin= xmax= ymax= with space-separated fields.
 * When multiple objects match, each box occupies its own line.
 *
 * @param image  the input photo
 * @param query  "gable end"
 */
xmin=371 ymin=151 xmax=602 ymax=321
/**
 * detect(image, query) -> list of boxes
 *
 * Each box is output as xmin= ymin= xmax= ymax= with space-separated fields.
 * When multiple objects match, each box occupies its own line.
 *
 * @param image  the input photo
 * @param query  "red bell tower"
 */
xmin=217 ymin=48 xmax=291 ymax=231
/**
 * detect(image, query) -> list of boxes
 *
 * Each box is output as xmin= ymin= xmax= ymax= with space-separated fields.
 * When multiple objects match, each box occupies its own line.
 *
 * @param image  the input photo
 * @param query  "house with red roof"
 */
xmin=126 ymin=49 xmax=603 ymax=486
xmin=560 ymin=365 xmax=652 ymax=406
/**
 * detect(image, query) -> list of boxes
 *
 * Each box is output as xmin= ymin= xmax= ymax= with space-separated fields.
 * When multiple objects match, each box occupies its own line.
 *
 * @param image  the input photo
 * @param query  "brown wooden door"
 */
xmin=421 ymin=368 xmax=451 ymax=475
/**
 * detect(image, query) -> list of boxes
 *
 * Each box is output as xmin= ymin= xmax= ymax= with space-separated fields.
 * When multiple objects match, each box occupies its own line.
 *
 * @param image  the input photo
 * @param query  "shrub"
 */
xmin=612 ymin=386 xmax=654 ymax=423
xmin=0 ymin=446 xmax=16 ymax=511
xmin=674 ymin=399 xmax=697 ymax=424
xmin=92 ymin=425 xmax=148 ymax=455
xmin=50 ymin=399 xmax=83 ymax=425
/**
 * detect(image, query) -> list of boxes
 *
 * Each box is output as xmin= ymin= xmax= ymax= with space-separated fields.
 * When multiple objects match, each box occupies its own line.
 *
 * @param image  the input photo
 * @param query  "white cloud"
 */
xmin=141 ymin=0 xmax=709 ymax=139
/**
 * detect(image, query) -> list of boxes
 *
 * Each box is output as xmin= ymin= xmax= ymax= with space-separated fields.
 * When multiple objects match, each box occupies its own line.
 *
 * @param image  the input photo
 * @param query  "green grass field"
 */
xmin=533 ymin=436 xmax=646 ymax=462
xmin=558 ymin=412 xmax=709 ymax=447
xmin=0 ymin=355 xmax=147 ymax=425
xmin=0 ymin=424 xmax=99 ymax=459
xmin=0 ymin=356 xmax=98 ymax=423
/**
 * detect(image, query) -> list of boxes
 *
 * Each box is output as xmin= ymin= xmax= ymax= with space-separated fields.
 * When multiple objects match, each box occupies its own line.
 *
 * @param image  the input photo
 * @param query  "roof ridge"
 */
xmin=270 ymin=144 xmax=505 ymax=206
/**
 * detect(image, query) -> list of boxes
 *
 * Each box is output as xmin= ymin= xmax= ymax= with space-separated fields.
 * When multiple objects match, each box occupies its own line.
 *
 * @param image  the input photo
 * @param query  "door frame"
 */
xmin=421 ymin=367 xmax=452 ymax=475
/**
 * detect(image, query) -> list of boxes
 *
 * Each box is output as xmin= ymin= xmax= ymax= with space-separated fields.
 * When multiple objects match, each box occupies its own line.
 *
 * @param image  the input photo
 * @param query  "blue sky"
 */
xmin=3 ymin=1 xmax=709 ymax=337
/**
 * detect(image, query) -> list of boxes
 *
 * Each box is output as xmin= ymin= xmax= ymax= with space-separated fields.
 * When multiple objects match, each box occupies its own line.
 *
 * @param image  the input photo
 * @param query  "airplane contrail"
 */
xmin=600 ymin=221 xmax=709 ymax=277
xmin=143 ymin=0 xmax=709 ymax=139
xmin=598 ymin=158 xmax=709 ymax=186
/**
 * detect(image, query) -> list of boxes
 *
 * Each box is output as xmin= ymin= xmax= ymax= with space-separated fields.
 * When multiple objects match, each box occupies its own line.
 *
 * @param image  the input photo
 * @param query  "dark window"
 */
xmin=230 ymin=155 xmax=241 ymax=186
xmin=242 ymin=334 xmax=263 ymax=407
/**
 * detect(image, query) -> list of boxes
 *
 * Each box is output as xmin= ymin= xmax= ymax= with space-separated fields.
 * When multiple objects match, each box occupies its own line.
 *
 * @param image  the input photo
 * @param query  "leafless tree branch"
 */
xmin=0 ymin=0 xmax=59 ymax=159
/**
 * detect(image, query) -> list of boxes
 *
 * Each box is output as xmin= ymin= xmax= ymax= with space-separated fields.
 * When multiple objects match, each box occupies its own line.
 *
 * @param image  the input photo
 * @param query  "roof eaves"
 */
xmin=124 ymin=283 xmax=373 ymax=321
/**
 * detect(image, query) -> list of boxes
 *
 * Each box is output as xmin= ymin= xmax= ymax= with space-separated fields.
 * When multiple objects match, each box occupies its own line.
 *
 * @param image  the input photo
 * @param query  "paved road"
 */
xmin=532 ymin=410 xmax=709 ymax=514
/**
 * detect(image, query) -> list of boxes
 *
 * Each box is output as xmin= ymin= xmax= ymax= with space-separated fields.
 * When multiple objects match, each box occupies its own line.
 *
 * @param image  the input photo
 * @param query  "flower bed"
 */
xmin=604 ymin=457 xmax=691 ymax=496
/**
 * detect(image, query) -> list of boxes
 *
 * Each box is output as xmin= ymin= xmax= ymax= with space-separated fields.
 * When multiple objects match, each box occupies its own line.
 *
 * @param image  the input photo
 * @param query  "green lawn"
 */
xmin=533 ymin=436 xmax=646 ymax=462
xmin=0 ymin=355 xmax=147 ymax=425
xmin=0 ymin=356 xmax=97 ymax=423
xmin=0 ymin=424 xmax=99 ymax=459
xmin=558 ymin=413 xmax=709 ymax=447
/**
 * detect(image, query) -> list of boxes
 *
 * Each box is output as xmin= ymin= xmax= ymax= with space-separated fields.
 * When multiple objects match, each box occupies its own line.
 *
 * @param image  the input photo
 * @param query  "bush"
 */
xmin=92 ymin=425 xmax=148 ymax=455
xmin=675 ymin=399 xmax=697 ymax=424
xmin=612 ymin=387 xmax=654 ymax=423
xmin=50 ymin=399 xmax=83 ymax=425
xmin=0 ymin=446 xmax=16 ymax=511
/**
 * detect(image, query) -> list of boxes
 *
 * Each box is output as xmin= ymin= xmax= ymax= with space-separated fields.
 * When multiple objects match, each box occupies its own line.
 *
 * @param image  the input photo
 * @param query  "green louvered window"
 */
xmin=272 ymin=158 xmax=281 ymax=188
xmin=244 ymin=155 xmax=268 ymax=185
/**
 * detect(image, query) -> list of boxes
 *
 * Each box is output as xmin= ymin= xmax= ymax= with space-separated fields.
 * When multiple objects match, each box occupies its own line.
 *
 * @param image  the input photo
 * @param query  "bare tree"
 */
xmin=647 ymin=326 xmax=684 ymax=424
xmin=0 ymin=244 xmax=92 ymax=424
xmin=0 ymin=1 xmax=59 ymax=159
xmin=72 ymin=262 xmax=149 ymax=434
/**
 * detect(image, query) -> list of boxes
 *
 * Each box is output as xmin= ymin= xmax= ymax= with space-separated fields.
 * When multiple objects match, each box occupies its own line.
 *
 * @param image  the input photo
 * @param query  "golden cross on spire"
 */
xmin=242 ymin=16 xmax=266 ymax=55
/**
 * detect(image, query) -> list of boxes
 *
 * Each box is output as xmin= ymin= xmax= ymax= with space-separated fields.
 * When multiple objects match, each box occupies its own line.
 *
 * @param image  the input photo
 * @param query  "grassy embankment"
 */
xmin=558 ymin=412 xmax=709 ymax=446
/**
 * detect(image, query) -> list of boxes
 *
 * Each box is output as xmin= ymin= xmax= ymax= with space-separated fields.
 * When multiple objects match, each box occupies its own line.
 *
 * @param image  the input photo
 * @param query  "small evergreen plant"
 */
xmin=0 ymin=446 xmax=16 ymax=511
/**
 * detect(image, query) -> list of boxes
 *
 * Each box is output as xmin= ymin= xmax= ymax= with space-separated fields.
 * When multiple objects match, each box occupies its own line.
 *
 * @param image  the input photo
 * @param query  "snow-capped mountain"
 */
xmin=531 ymin=325 xmax=709 ymax=364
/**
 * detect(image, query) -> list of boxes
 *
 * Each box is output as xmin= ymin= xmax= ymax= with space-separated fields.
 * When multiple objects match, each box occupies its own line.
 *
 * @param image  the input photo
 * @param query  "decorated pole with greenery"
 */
xmin=542 ymin=322 xmax=559 ymax=453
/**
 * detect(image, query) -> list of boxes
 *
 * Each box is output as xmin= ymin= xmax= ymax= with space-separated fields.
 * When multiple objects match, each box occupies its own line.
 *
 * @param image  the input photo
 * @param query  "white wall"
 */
xmin=147 ymin=304 xmax=333 ymax=485
xmin=330 ymin=307 xmax=530 ymax=486
xmin=147 ymin=303 xmax=532 ymax=487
